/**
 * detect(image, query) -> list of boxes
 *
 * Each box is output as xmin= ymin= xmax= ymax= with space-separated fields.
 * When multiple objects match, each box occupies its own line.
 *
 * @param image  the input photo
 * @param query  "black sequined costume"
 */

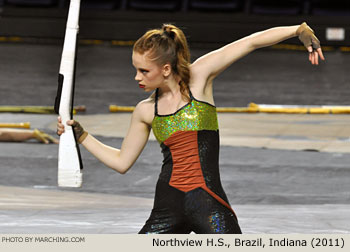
xmin=139 ymin=89 xmax=241 ymax=234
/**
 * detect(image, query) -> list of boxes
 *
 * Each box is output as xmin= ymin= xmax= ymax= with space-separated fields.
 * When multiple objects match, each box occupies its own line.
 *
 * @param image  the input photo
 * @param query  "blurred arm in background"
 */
xmin=0 ymin=128 xmax=58 ymax=144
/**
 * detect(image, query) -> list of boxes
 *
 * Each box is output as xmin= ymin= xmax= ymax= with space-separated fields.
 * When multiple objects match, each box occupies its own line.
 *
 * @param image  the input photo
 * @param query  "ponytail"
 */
xmin=133 ymin=24 xmax=191 ymax=101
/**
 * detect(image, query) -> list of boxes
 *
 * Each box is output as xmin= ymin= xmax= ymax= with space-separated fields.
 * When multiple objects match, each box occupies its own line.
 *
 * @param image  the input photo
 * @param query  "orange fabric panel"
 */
xmin=165 ymin=131 xmax=205 ymax=192
xmin=202 ymin=185 xmax=237 ymax=218
xmin=164 ymin=130 xmax=237 ymax=217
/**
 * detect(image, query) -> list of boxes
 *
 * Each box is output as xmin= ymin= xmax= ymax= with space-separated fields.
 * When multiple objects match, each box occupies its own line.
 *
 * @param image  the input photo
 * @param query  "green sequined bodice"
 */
xmin=152 ymin=97 xmax=219 ymax=143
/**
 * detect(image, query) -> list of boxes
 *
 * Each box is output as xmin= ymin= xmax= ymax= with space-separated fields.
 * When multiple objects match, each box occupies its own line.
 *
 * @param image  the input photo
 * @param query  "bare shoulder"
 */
xmin=190 ymin=50 xmax=217 ymax=77
xmin=188 ymin=64 xmax=214 ymax=104
xmin=189 ymin=61 xmax=205 ymax=80
xmin=133 ymin=96 xmax=155 ymax=126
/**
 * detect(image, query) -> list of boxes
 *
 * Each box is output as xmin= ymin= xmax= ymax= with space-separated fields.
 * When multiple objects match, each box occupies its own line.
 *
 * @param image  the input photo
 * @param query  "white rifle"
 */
xmin=54 ymin=0 xmax=83 ymax=187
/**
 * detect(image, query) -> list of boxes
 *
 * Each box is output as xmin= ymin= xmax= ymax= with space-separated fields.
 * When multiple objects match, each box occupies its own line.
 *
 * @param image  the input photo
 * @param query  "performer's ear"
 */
xmin=162 ymin=63 xmax=172 ymax=77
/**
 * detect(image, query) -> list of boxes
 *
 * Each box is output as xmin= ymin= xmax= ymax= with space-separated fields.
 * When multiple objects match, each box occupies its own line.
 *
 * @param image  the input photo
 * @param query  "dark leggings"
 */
xmin=139 ymin=180 xmax=241 ymax=234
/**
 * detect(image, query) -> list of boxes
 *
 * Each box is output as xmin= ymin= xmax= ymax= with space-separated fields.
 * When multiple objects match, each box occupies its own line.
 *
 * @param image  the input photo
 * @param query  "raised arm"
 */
xmin=191 ymin=23 xmax=324 ymax=89
xmin=58 ymin=101 xmax=152 ymax=174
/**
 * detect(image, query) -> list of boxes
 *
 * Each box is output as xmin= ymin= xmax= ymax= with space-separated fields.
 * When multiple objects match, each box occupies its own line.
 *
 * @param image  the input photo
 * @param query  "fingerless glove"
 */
xmin=72 ymin=121 xmax=88 ymax=143
xmin=296 ymin=22 xmax=321 ymax=50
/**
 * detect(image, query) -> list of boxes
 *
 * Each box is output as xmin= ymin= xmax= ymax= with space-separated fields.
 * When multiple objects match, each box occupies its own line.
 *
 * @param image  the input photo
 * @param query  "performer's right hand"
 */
xmin=57 ymin=116 xmax=88 ymax=143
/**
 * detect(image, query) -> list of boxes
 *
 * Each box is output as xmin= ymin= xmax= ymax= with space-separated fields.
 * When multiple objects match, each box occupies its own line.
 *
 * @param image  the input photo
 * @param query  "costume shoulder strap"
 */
xmin=154 ymin=88 xmax=159 ymax=116
xmin=188 ymin=88 xmax=194 ymax=100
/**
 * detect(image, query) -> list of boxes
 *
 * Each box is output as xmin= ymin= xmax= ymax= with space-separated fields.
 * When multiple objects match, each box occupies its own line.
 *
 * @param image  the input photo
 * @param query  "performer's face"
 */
xmin=132 ymin=51 xmax=166 ymax=92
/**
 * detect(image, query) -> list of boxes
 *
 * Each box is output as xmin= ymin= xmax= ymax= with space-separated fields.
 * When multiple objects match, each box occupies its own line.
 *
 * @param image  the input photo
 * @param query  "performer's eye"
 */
xmin=140 ymin=69 xmax=149 ymax=74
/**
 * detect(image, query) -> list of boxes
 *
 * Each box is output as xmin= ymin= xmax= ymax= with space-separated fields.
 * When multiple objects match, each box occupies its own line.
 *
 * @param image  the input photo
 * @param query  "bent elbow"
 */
xmin=117 ymin=163 xmax=131 ymax=175
xmin=107 ymin=163 xmax=129 ymax=175
xmin=119 ymin=168 xmax=128 ymax=175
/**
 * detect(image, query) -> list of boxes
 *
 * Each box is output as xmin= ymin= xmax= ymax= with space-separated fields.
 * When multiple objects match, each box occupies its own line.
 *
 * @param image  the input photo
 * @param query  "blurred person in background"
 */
xmin=0 ymin=128 xmax=58 ymax=144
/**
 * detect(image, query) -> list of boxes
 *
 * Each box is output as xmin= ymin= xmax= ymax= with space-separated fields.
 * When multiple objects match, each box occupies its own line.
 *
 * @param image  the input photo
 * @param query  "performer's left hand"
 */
xmin=307 ymin=46 xmax=325 ymax=65
xmin=296 ymin=22 xmax=325 ymax=65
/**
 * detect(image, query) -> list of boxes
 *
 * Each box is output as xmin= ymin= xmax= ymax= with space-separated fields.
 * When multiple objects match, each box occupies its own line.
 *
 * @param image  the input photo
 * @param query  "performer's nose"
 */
xmin=135 ymin=72 xmax=141 ymax=81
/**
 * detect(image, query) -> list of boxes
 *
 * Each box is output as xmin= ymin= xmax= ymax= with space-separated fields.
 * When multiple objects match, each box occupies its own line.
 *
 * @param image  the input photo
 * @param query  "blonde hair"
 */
xmin=133 ymin=24 xmax=191 ymax=100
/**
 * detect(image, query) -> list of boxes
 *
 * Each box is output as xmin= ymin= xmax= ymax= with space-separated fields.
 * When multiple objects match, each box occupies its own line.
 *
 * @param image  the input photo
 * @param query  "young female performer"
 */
xmin=57 ymin=22 xmax=324 ymax=233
